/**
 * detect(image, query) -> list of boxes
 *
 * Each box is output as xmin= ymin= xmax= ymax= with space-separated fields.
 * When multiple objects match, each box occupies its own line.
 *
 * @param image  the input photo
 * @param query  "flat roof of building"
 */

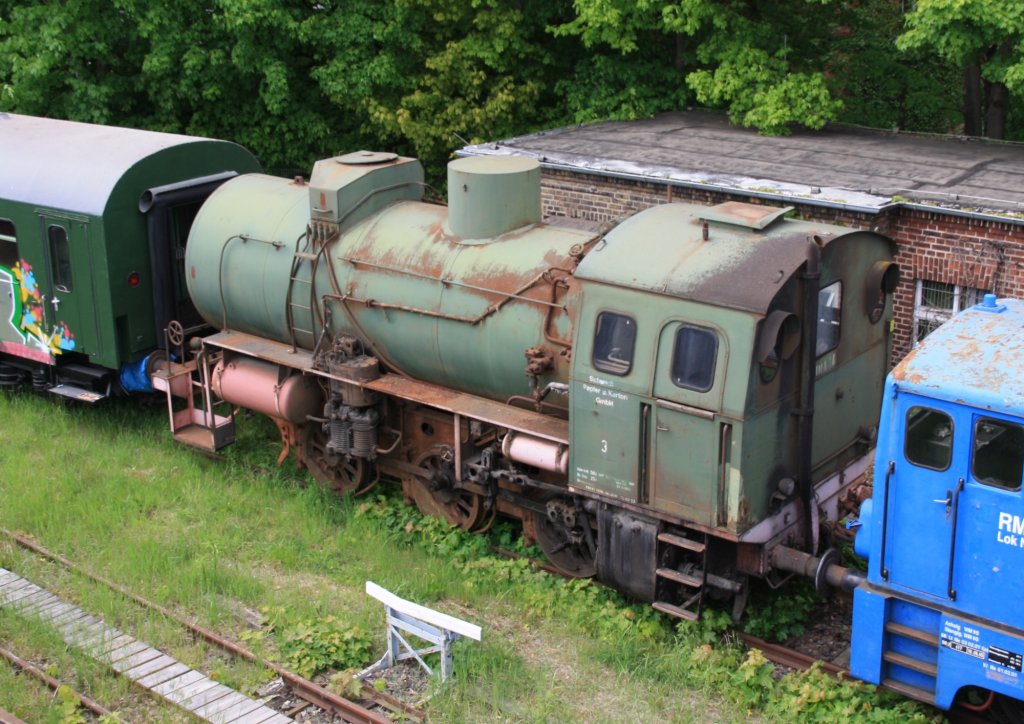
xmin=459 ymin=112 xmax=1024 ymax=222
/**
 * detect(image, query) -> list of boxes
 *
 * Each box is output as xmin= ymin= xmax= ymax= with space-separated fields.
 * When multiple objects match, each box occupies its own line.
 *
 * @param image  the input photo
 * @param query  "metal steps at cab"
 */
xmin=652 ymin=529 xmax=709 ymax=621
xmin=151 ymin=355 xmax=235 ymax=453
xmin=879 ymin=621 xmax=939 ymax=705
xmin=48 ymin=362 xmax=112 ymax=403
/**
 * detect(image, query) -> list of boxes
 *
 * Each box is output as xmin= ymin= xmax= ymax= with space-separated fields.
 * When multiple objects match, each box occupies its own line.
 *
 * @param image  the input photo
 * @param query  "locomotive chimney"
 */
xmin=447 ymin=155 xmax=541 ymax=240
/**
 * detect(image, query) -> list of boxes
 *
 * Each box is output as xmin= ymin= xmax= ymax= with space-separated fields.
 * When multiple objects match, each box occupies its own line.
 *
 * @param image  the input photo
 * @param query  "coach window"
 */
xmin=48 ymin=225 xmax=73 ymax=293
xmin=904 ymin=406 xmax=952 ymax=471
xmin=816 ymin=281 xmax=842 ymax=356
xmin=670 ymin=325 xmax=718 ymax=392
xmin=0 ymin=219 xmax=16 ymax=269
xmin=593 ymin=312 xmax=636 ymax=375
xmin=972 ymin=417 xmax=1024 ymax=491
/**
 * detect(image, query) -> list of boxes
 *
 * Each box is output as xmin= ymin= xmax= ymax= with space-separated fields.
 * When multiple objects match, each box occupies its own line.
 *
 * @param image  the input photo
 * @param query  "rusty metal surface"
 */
xmin=698 ymin=201 xmax=794 ymax=230
xmin=737 ymin=632 xmax=845 ymax=676
xmin=575 ymin=201 xmax=886 ymax=314
xmin=891 ymin=297 xmax=1024 ymax=418
xmin=0 ymin=645 xmax=114 ymax=718
xmin=203 ymin=331 xmax=316 ymax=370
xmin=366 ymin=374 xmax=569 ymax=444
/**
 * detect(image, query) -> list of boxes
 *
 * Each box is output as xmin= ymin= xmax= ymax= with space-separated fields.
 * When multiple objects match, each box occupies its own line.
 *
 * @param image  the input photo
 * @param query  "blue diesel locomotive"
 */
xmin=848 ymin=294 xmax=1024 ymax=709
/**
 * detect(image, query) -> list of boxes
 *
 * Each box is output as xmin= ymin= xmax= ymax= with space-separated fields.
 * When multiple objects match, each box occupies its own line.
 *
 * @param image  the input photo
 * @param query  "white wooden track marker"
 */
xmin=358 ymin=581 xmax=482 ymax=682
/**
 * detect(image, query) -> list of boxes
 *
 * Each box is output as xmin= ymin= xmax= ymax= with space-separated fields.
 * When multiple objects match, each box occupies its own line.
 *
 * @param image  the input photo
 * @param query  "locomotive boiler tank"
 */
xmin=185 ymin=154 xmax=595 ymax=401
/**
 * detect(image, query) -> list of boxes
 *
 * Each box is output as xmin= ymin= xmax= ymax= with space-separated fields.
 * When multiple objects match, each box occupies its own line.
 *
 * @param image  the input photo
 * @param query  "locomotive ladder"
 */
xmin=284 ymin=234 xmax=320 ymax=352
xmin=652 ymin=530 xmax=709 ymax=621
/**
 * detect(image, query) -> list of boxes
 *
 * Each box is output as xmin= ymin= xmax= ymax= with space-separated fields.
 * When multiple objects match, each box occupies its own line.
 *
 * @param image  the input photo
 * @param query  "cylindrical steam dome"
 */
xmin=447 ymin=156 xmax=541 ymax=240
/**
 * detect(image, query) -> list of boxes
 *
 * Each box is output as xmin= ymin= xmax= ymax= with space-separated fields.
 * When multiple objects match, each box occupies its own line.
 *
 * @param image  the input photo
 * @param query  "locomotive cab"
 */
xmin=567 ymin=202 xmax=896 ymax=609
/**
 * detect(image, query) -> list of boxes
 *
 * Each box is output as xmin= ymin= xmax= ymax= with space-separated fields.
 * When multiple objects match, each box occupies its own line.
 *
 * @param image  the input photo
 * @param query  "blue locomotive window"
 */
xmin=48 ymin=225 xmax=73 ymax=293
xmin=593 ymin=312 xmax=636 ymax=375
xmin=670 ymin=325 xmax=717 ymax=392
xmin=0 ymin=219 xmax=16 ymax=269
xmin=972 ymin=417 xmax=1024 ymax=491
xmin=904 ymin=406 xmax=952 ymax=471
xmin=816 ymin=281 xmax=842 ymax=357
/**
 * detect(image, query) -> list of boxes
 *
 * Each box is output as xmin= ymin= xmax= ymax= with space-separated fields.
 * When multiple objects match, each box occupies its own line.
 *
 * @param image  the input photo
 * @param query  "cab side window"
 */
xmin=816 ymin=280 xmax=842 ymax=356
xmin=670 ymin=325 xmax=717 ymax=392
xmin=973 ymin=417 xmax=1024 ymax=491
xmin=593 ymin=312 xmax=636 ymax=376
xmin=49 ymin=225 xmax=73 ymax=292
xmin=905 ymin=406 xmax=952 ymax=471
xmin=0 ymin=219 xmax=16 ymax=269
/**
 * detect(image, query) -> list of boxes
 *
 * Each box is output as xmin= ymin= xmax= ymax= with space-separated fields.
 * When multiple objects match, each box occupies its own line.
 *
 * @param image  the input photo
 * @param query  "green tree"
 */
xmin=554 ymin=0 xmax=845 ymax=134
xmin=357 ymin=0 xmax=572 ymax=173
xmin=826 ymin=0 xmax=961 ymax=133
xmin=898 ymin=0 xmax=1024 ymax=138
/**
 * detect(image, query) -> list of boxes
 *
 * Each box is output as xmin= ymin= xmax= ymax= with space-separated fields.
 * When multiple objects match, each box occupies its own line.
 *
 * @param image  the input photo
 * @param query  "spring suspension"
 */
xmin=31 ymin=368 xmax=51 ymax=393
xmin=324 ymin=402 xmax=379 ymax=459
xmin=350 ymin=408 xmax=379 ymax=460
xmin=0 ymin=364 xmax=23 ymax=391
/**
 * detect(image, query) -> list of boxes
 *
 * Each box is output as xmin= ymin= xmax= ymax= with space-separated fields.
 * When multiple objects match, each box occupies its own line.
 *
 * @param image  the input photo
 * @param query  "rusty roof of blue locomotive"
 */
xmin=892 ymin=297 xmax=1024 ymax=416
xmin=574 ymin=201 xmax=888 ymax=314
xmin=0 ymin=113 xmax=245 ymax=216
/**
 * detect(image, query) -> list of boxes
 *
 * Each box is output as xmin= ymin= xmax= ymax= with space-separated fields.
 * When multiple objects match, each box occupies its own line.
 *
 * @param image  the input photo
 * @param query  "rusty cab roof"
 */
xmin=574 ymin=201 xmax=890 ymax=314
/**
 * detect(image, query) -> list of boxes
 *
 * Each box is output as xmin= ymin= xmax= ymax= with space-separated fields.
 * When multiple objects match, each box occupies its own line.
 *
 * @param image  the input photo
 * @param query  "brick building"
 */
xmin=459 ymin=112 xmax=1024 ymax=363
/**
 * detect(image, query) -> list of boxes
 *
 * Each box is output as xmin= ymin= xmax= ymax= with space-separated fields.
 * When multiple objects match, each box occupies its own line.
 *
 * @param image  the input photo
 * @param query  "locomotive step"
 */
xmin=884 ymin=622 xmax=938 ymax=647
xmin=883 ymin=650 xmax=937 ymax=677
xmin=656 ymin=567 xmax=703 ymax=588
xmin=48 ymin=384 xmax=106 ymax=404
xmin=652 ymin=601 xmax=699 ymax=621
xmin=173 ymin=423 xmax=235 ymax=452
xmin=656 ymin=532 xmax=706 ymax=554
xmin=881 ymin=677 xmax=935 ymax=704
xmin=57 ymin=363 xmax=109 ymax=380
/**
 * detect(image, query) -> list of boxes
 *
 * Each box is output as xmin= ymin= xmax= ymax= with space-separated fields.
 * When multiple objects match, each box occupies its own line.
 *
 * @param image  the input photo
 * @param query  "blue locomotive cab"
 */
xmin=851 ymin=294 xmax=1024 ymax=709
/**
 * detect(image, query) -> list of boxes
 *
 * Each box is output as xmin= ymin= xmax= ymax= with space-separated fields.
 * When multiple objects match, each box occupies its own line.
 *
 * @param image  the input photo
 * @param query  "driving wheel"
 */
xmin=300 ymin=424 xmax=370 ymax=494
xmin=408 ymin=449 xmax=485 ymax=531
xmin=532 ymin=496 xmax=597 ymax=577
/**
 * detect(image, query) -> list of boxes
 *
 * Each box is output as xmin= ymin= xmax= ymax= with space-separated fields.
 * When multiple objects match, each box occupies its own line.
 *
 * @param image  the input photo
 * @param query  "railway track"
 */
xmin=0 ymin=643 xmax=114 ymax=719
xmin=0 ymin=528 xmax=425 ymax=723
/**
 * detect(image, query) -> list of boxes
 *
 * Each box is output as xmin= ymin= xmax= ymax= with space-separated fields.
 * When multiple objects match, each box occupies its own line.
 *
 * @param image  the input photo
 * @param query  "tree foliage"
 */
xmin=1 ymin=0 xmax=1021 ymax=173
xmin=898 ymin=0 xmax=1024 ymax=137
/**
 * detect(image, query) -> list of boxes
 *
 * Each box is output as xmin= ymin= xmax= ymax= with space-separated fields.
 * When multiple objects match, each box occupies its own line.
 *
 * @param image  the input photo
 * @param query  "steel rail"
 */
xmin=0 ymin=644 xmax=114 ymax=718
xmin=0 ymin=528 xmax=422 ymax=724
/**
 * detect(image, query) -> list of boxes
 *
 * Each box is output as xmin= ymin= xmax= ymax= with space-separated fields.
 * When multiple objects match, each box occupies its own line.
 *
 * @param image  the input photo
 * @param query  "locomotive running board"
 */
xmin=203 ymin=330 xmax=569 ymax=444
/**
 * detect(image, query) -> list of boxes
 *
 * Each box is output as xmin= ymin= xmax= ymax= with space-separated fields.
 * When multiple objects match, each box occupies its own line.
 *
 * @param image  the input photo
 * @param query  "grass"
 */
xmin=0 ymin=391 xmax=938 ymax=722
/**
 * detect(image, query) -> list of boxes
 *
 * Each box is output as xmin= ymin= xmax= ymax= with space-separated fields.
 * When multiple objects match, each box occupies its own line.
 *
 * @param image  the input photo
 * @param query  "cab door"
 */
xmin=885 ymin=397 xmax=962 ymax=599
xmin=651 ymin=321 xmax=728 ymax=526
xmin=40 ymin=214 xmax=94 ymax=355
xmin=570 ymin=309 xmax=646 ymax=502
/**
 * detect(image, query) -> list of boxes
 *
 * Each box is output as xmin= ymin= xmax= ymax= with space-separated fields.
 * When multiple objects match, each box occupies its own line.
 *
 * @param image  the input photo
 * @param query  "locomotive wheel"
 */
xmin=299 ymin=425 xmax=370 ymax=495
xmin=532 ymin=496 xmax=597 ymax=578
xmin=408 ymin=450 xmax=485 ymax=531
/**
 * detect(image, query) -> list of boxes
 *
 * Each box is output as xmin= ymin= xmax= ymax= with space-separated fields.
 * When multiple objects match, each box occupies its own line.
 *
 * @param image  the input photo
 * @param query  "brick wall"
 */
xmin=541 ymin=168 xmax=1024 ymax=365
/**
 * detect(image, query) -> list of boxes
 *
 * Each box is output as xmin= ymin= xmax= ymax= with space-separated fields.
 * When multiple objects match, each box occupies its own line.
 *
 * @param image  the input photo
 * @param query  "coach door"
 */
xmin=650 ymin=321 xmax=728 ymax=527
xmin=40 ymin=215 xmax=95 ymax=355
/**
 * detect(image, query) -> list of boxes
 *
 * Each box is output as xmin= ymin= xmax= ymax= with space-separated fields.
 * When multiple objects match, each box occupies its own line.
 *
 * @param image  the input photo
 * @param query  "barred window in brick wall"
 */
xmin=912 ymin=280 xmax=985 ymax=347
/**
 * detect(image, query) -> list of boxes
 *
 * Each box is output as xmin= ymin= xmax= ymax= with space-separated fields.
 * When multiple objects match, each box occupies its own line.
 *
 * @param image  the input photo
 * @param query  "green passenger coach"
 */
xmin=0 ymin=113 xmax=260 ymax=400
